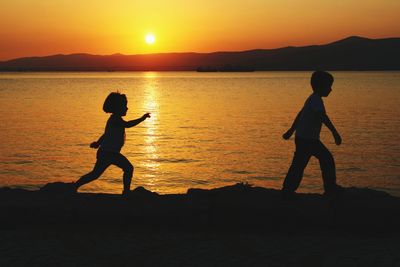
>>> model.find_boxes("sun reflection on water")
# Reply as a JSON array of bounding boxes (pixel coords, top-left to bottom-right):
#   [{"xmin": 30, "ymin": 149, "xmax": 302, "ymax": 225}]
[
  {"xmin": 141, "ymin": 73, "xmax": 160, "ymax": 187},
  {"xmin": 2, "ymin": 72, "xmax": 400, "ymax": 196}
]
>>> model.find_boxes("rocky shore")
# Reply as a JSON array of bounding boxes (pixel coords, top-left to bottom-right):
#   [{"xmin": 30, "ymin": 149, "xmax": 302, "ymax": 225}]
[
  {"xmin": 1, "ymin": 182, "xmax": 399, "ymax": 231},
  {"xmin": 1, "ymin": 183, "xmax": 400, "ymax": 266}
]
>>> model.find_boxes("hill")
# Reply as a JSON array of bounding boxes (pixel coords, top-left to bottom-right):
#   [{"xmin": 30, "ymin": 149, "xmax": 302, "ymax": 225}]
[{"xmin": 0, "ymin": 36, "xmax": 399, "ymax": 71}]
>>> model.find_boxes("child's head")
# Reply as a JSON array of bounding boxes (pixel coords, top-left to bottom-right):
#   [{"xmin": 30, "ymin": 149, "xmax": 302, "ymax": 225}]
[
  {"xmin": 103, "ymin": 92, "xmax": 128, "ymax": 116},
  {"xmin": 311, "ymin": 71, "xmax": 334, "ymax": 97}
]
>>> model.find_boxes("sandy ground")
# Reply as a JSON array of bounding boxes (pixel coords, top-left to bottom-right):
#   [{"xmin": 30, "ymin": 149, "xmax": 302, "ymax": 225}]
[
  {"xmin": 1, "ymin": 183, "xmax": 400, "ymax": 266},
  {"xmin": 1, "ymin": 228, "xmax": 399, "ymax": 267}
]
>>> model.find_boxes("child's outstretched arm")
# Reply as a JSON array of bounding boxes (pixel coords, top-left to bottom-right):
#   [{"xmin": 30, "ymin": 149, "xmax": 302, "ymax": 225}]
[
  {"xmin": 90, "ymin": 134, "xmax": 104, "ymax": 149},
  {"xmin": 123, "ymin": 113, "xmax": 151, "ymax": 128},
  {"xmin": 321, "ymin": 113, "xmax": 342, "ymax": 145},
  {"xmin": 282, "ymin": 111, "xmax": 302, "ymax": 140}
]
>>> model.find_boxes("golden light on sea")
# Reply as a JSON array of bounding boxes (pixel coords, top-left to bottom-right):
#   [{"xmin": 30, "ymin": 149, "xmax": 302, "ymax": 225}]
[{"xmin": 141, "ymin": 73, "xmax": 160, "ymax": 187}]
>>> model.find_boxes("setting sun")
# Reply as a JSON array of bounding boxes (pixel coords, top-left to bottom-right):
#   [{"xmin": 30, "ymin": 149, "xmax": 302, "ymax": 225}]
[{"xmin": 145, "ymin": 33, "xmax": 156, "ymax": 45}]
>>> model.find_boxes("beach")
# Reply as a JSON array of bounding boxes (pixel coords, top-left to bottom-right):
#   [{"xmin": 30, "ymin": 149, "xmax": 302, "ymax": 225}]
[
  {"xmin": 1, "ymin": 183, "xmax": 400, "ymax": 266},
  {"xmin": 1, "ymin": 72, "xmax": 400, "ymax": 266},
  {"xmin": 2, "ymin": 1, "xmax": 400, "ymax": 265},
  {"xmin": 2, "ymin": 228, "xmax": 399, "ymax": 266}
]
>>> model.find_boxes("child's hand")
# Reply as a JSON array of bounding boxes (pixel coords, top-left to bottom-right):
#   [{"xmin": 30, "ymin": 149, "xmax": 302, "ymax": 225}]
[
  {"xmin": 90, "ymin": 141, "xmax": 100, "ymax": 149},
  {"xmin": 142, "ymin": 113, "xmax": 151, "ymax": 119},
  {"xmin": 333, "ymin": 132, "xmax": 342, "ymax": 145},
  {"xmin": 282, "ymin": 129, "xmax": 294, "ymax": 140}
]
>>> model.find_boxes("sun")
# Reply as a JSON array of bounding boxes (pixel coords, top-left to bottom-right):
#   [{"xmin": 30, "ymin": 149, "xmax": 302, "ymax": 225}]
[{"xmin": 145, "ymin": 33, "xmax": 156, "ymax": 45}]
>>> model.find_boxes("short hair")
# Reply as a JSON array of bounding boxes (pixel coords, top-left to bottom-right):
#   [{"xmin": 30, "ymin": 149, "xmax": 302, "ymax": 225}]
[
  {"xmin": 103, "ymin": 92, "xmax": 127, "ymax": 113},
  {"xmin": 311, "ymin": 71, "xmax": 334, "ymax": 92}
]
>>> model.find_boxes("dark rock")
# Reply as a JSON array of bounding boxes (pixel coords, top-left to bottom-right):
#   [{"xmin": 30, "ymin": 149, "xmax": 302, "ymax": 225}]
[
  {"xmin": 129, "ymin": 186, "xmax": 159, "ymax": 199},
  {"xmin": 40, "ymin": 182, "xmax": 76, "ymax": 194},
  {"xmin": 1, "ymin": 183, "xmax": 399, "ymax": 232}
]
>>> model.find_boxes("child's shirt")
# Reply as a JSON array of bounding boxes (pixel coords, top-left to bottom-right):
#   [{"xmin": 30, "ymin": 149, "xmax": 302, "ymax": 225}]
[
  {"xmin": 99, "ymin": 115, "xmax": 126, "ymax": 152},
  {"xmin": 295, "ymin": 93, "xmax": 326, "ymax": 140}
]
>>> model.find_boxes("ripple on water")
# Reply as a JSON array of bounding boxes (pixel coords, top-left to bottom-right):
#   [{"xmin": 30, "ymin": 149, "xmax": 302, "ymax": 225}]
[
  {"xmin": 249, "ymin": 176, "xmax": 281, "ymax": 181},
  {"xmin": 224, "ymin": 169, "xmax": 254, "ymax": 175},
  {"xmin": 338, "ymin": 167, "xmax": 367, "ymax": 173},
  {"xmin": 14, "ymin": 160, "xmax": 34, "ymax": 165},
  {"xmin": 1, "ymin": 160, "xmax": 34, "ymax": 165},
  {"xmin": 151, "ymin": 158, "xmax": 200, "ymax": 164}
]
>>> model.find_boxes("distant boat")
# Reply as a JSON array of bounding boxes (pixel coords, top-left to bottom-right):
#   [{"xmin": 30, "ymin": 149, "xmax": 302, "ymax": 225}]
[
  {"xmin": 196, "ymin": 66, "xmax": 218, "ymax": 72},
  {"xmin": 197, "ymin": 65, "xmax": 255, "ymax": 72}
]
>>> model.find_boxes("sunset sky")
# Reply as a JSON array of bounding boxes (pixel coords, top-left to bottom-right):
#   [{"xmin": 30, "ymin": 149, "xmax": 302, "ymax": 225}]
[{"xmin": 1, "ymin": 0, "xmax": 399, "ymax": 61}]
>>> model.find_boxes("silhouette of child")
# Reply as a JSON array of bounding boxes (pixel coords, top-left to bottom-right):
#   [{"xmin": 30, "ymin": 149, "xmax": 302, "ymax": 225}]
[
  {"xmin": 282, "ymin": 71, "xmax": 342, "ymax": 199},
  {"xmin": 73, "ymin": 92, "xmax": 150, "ymax": 196}
]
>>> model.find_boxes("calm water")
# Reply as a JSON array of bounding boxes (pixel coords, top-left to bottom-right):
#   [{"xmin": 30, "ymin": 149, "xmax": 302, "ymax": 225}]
[{"xmin": 0, "ymin": 71, "xmax": 399, "ymax": 195}]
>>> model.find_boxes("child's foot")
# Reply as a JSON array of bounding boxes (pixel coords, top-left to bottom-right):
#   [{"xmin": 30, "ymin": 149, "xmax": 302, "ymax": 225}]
[
  {"xmin": 69, "ymin": 182, "xmax": 78, "ymax": 194},
  {"xmin": 122, "ymin": 189, "xmax": 130, "ymax": 197}
]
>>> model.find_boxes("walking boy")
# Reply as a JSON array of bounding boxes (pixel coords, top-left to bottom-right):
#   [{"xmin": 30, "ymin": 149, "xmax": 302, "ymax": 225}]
[{"xmin": 282, "ymin": 71, "xmax": 342, "ymax": 198}]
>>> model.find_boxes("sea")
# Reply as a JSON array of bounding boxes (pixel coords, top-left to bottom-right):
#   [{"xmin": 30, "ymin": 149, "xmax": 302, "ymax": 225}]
[{"xmin": 0, "ymin": 71, "xmax": 399, "ymax": 195}]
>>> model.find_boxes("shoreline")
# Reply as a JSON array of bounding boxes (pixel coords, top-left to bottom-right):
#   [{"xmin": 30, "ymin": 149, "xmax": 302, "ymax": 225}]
[
  {"xmin": 2, "ymin": 182, "xmax": 399, "ymax": 232},
  {"xmin": 2, "ymin": 182, "xmax": 400, "ymax": 266}
]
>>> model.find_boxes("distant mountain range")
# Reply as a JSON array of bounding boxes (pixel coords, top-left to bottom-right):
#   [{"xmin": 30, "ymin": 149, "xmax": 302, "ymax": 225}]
[{"xmin": 1, "ymin": 36, "xmax": 399, "ymax": 71}]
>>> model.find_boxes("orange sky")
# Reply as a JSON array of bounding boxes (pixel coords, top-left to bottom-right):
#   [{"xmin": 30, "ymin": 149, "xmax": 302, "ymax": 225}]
[{"xmin": 1, "ymin": 0, "xmax": 400, "ymax": 61}]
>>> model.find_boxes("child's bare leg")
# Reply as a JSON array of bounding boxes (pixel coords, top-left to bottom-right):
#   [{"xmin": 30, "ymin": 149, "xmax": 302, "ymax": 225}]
[
  {"xmin": 123, "ymin": 169, "xmax": 133, "ymax": 193},
  {"xmin": 75, "ymin": 160, "xmax": 110, "ymax": 190},
  {"xmin": 111, "ymin": 153, "xmax": 134, "ymax": 195}
]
